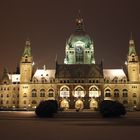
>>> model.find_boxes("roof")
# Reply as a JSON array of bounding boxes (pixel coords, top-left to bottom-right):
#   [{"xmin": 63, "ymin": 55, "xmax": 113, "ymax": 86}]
[
  {"xmin": 103, "ymin": 69, "xmax": 126, "ymax": 80},
  {"xmin": 8, "ymin": 74, "xmax": 20, "ymax": 83},
  {"xmin": 33, "ymin": 69, "xmax": 55, "ymax": 82},
  {"xmin": 56, "ymin": 64, "xmax": 103, "ymax": 78}
]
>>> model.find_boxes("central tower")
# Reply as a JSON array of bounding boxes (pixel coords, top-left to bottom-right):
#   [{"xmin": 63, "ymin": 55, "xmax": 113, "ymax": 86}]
[{"xmin": 64, "ymin": 13, "xmax": 95, "ymax": 64}]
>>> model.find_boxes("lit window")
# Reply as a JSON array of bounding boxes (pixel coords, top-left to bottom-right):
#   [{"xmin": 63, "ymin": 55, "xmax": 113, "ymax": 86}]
[{"xmin": 32, "ymin": 89, "xmax": 37, "ymax": 97}]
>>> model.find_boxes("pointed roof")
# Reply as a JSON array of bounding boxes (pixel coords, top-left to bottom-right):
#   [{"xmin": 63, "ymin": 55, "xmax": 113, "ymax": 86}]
[
  {"xmin": 23, "ymin": 40, "xmax": 32, "ymax": 57},
  {"xmin": 1, "ymin": 68, "xmax": 10, "ymax": 83},
  {"xmin": 67, "ymin": 11, "xmax": 92, "ymax": 47},
  {"xmin": 128, "ymin": 36, "xmax": 136, "ymax": 55}
]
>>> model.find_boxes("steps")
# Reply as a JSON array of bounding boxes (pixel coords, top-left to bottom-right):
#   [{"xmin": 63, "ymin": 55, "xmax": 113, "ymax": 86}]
[{"xmin": 54, "ymin": 111, "xmax": 101, "ymax": 119}]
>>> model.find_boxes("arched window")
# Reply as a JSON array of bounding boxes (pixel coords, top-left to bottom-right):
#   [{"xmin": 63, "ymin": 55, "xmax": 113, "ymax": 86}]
[
  {"xmin": 105, "ymin": 89, "xmax": 111, "ymax": 97},
  {"xmin": 75, "ymin": 46, "xmax": 84, "ymax": 63},
  {"xmin": 123, "ymin": 89, "xmax": 128, "ymax": 97},
  {"xmin": 133, "ymin": 93, "xmax": 137, "ymax": 97},
  {"xmin": 60, "ymin": 87, "xmax": 70, "ymax": 97},
  {"xmin": 32, "ymin": 89, "xmax": 37, "ymax": 97},
  {"xmin": 40, "ymin": 89, "xmax": 46, "ymax": 97},
  {"xmin": 89, "ymin": 86, "xmax": 98, "ymax": 97},
  {"xmin": 23, "ymin": 93, "xmax": 27, "ymax": 97},
  {"xmin": 48, "ymin": 89, "xmax": 54, "ymax": 97},
  {"xmin": 114, "ymin": 89, "xmax": 119, "ymax": 97},
  {"xmin": 1, "ymin": 94, "xmax": 3, "ymax": 98}
]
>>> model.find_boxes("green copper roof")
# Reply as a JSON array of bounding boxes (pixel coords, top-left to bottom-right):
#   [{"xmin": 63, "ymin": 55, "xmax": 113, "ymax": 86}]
[
  {"xmin": 23, "ymin": 40, "xmax": 32, "ymax": 57},
  {"xmin": 68, "ymin": 30, "xmax": 92, "ymax": 48},
  {"xmin": 129, "ymin": 39, "xmax": 136, "ymax": 55},
  {"xmin": 68, "ymin": 13, "xmax": 93, "ymax": 48}
]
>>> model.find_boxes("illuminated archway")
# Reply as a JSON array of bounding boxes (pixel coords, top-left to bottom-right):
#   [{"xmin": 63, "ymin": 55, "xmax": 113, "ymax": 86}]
[
  {"xmin": 60, "ymin": 99, "xmax": 69, "ymax": 110},
  {"xmin": 75, "ymin": 99, "xmax": 84, "ymax": 109},
  {"xmin": 90, "ymin": 98, "xmax": 98, "ymax": 110}
]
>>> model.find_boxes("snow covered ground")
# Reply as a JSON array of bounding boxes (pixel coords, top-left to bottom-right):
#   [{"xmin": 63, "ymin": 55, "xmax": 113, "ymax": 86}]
[{"xmin": 0, "ymin": 111, "xmax": 140, "ymax": 140}]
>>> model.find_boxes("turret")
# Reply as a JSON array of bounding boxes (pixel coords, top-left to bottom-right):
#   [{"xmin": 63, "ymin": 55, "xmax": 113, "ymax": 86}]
[
  {"xmin": 1, "ymin": 68, "xmax": 10, "ymax": 84},
  {"xmin": 127, "ymin": 37, "xmax": 140, "ymax": 82},
  {"xmin": 20, "ymin": 40, "xmax": 33, "ymax": 83}
]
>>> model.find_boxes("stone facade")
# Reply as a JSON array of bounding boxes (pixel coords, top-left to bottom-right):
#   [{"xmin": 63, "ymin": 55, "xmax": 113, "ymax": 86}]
[{"xmin": 0, "ymin": 15, "xmax": 140, "ymax": 111}]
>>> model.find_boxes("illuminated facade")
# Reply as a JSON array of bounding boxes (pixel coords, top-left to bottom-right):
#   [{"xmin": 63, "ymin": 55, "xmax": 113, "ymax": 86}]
[{"xmin": 0, "ymin": 15, "xmax": 140, "ymax": 111}]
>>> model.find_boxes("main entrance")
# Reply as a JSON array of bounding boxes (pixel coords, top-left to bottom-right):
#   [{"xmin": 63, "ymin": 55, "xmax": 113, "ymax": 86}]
[
  {"xmin": 90, "ymin": 98, "xmax": 98, "ymax": 110},
  {"xmin": 75, "ymin": 99, "xmax": 84, "ymax": 110},
  {"xmin": 60, "ymin": 99, "xmax": 69, "ymax": 110}
]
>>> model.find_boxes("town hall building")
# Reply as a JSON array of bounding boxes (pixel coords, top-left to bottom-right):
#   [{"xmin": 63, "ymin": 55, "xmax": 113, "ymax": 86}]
[{"xmin": 0, "ymin": 14, "xmax": 140, "ymax": 111}]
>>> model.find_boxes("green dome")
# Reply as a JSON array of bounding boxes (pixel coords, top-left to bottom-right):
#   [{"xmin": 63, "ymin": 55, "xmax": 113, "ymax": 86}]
[{"xmin": 68, "ymin": 30, "xmax": 92, "ymax": 48}]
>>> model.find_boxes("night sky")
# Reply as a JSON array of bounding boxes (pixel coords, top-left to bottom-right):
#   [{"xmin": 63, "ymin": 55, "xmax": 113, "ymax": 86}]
[{"xmin": 0, "ymin": 0, "xmax": 140, "ymax": 76}]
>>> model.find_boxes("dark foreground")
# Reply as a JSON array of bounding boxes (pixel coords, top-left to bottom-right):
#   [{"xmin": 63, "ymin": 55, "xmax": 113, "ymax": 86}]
[{"xmin": 0, "ymin": 111, "xmax": 140, "ymax": 140}]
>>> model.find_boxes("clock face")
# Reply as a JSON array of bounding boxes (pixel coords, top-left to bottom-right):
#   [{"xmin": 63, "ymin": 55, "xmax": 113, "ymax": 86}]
[{"xmin": 76, "ymin": 46, "xmax": 83, "ymax": 53}]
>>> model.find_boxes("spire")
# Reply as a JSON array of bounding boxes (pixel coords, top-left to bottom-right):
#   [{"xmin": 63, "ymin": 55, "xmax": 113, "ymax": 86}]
[
  {"xmin": 23, "ymin": 39, "xmax": 32, "ymax": 57},
  {"xmin": 76, "ymin": 10, "xmax": 85, "ymax": 31},
  {"xmin": 128, "ymin": 33, "xmax": 136, "ymax": 55},
  {"xmin": 1, "ymin": 67, "xmax": 10, "ymax": 83}
]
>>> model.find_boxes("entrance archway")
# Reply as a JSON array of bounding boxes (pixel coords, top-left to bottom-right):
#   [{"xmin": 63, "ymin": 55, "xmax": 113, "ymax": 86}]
[
  {"xmin": 75, "ymin": 100, "xmax": 84, "ymax": 110},
  {"xmin": 90, "ymin": 98, "xmax": 98, "ymax": 110},
  {"xmin": 60, "ymin": 99, "xmax": 69, "ymax": 110}
]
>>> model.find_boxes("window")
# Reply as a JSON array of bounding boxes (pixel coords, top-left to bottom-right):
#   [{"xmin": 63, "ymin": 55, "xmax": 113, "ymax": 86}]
[
  {"xmin": 23, "ymin": 100, "xmax": 26, "ymax": 104},
  {"xmin": 6, "ymin": 100, "xmax": 9, "ymax": 104},
  {"xmin": 13, "ymin": 101, "xmax": 15, "ymax": 104},
  {"xmin": 134, "ymin": 100, "xmax": 137, "ymax": 105},
  {"xmin": 75, "ymin": 47, "xmax": 83, "ymax": 63},
  {"xmin": 133, "ymin": 93, "xmax": 137, "ymax": 98},
  {"xmin": 1, "ymin": 100, "xmax": 3, "ymax": 104},
  {"xmin": 40, "ymin": 89, "xmax": 46, "ymax": 97},
  {"xmin": 60, "ymin": 87, "xmax": 70, "ymax": 97},
  {"xmin": 1, "ymin": 94, "xmax": 3, "ymax": 98},
  {"xmin": 32, "ymin": 89, "xmax": 37, "ymax": 97},
  {"xmin": 114, "ymin": 89, "xmax": 119, "ymax": 97},
  {"xmin": 123, "ymin": 89, "xmax": 128, "ymax": 97},
  {"xmin": 89, "ymin": 87, "xmax": 98, "ymax": 97},
  {"xmin": 23, "ymin": 93, "xmax": 27, "ymax": 97},
  {"xmin": 7, "ymin": 94, "xmax": 9, "ymax": 98},
  {"xmin": 105, "ymin": 89, "xmax": 111, "ymax": 97},
  {"xmin": 48, "ymin": 89, "xmax": 54, "ymax": 97}
]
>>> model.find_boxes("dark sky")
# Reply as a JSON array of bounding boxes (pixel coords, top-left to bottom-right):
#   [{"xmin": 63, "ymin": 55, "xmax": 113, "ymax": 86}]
[{"xmin": 0, "ymin": 0, "xmax": 140, "ymax": 75}]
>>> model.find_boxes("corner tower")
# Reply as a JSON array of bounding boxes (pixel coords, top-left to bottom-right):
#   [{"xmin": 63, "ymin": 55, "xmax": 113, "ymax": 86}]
[
  {"xmin": 20, "ymin": 40, "xmax": 33, "ymax": 83},
  {"xmin": 127, "ymin": 37, "xmax": 140, "ymax": 82},
  {"xmin": 64, "ymin": 13, "xmax": 95, "ymax": 64}
]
